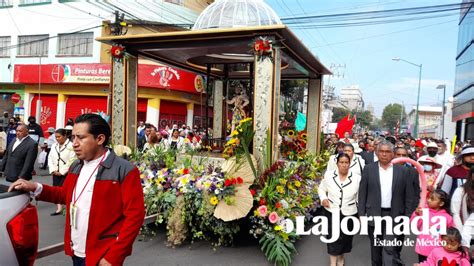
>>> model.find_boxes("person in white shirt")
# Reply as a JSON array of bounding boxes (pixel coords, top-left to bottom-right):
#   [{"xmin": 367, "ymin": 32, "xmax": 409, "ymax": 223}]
[
  {"xmin": 0, "ymin": 126, "xmax": 7, "ymax": 157},
  {"xmin": 40, "ymin": 127, "xmax": 57, "ymax": 170},
  {"xmin": 437, "ymin": 140, "xmax": 454, "ymax": 168},
  {"xmin": 451, "ymin": 167, "xmax": 474, "ymax": 249},
  {"xmin": 47, "ymin": 128, "xmax": 76, "ymax": 216},
  {"xmin": 319, "ymin": 153, "xmax": 361, "ymax": 266}
]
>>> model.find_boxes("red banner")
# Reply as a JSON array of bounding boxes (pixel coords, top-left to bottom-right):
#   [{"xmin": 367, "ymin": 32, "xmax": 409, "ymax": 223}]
[{"xmin": 14, "ymin": 63, "xmax": 206, "ymax": 94}]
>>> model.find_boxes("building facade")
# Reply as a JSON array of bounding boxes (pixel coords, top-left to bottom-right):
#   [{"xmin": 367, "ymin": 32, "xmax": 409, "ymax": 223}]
[
  {"xmin": 453, "ymin": 0, "xmax": 474, "ymax": 141},
  {"xmin": 0, "ymin": 0, "xmax": 211, "ymax": 133},
  {"xmin": 339, "ymin": 85, "xmax": 364, "ymax": 111},
  {"xmin": 407, "ymin": 106, "xmax": 442, "ymax": 138}
]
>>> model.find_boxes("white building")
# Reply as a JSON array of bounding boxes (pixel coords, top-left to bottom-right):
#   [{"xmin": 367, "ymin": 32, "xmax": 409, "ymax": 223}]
[
  {"xmin": 407, "ymin": 106, "xmax": 443, "ymax": 138},
  {"xmin": 340, "ymin": 85, "xmax": 364, "ymax": 111}
]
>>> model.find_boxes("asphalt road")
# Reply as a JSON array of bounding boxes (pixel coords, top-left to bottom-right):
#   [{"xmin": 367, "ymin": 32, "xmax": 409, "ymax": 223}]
[{"xmin": 4, "ymin": 167, "xmax": 419, "ymax": 265}]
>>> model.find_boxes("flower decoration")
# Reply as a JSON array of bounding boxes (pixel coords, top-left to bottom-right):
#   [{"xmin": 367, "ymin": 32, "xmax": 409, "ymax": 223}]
[
  {"xmin": 252, "ymin": 36, "xmax": 273, "ymax": 62},
  {"xmin": 210, "ymin": 196, "xmax": 219, "ymax": 205},
  {"xmin": 268, "ymin": 212, "xmax": 280, "ymax": 224},
  {"xmin": 257, "ymin": 205, "xmax": 268, "ymax": 217},
  {"xmin": 110, "ymin": 45, "xmax": 125, "ymax": 61}
]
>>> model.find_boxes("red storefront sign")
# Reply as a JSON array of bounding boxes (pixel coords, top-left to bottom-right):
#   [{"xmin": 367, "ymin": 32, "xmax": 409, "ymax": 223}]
[
  {"xmin": 31, "ymin": 94, "xmax": 58, "ymax": 135},
  {"xmin": 65, "ymin": 96, "xmax": 108, "ymax": 123},
  {"xmin": 14, "ymin": 64, "xmax": 206, "ymax": 94}
]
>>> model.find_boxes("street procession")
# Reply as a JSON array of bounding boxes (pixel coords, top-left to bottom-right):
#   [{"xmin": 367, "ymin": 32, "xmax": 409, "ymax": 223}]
[{"xmin": 0, "ymin": 0, "xmax": 473, "ymax": 265}]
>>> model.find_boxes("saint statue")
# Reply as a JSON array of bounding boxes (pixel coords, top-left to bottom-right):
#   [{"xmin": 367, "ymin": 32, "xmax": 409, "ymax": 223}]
[{"xmin": 227, "ymin": 84, "xmax": 249, "ymax": 131}]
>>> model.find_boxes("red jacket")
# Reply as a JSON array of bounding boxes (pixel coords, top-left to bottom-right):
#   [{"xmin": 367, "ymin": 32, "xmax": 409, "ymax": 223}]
[{"xmin": 37, "ymin": 150, "xmax": 145, "ymax": 265}]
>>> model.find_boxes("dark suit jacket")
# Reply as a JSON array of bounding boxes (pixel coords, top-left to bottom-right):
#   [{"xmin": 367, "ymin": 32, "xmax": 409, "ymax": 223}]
[
  {"xmin": 361, "ymin": 151, "xmax": 375, "ymax": 164},
  {"xmin": 405, "ymin": 165, "xmax": 420, "ymax": 215},
  {"xmin": 1, "ymin": 136, "xmax": 38, "ymax": 182},
  {"xmin": 358, "ymin": 162, "xmax": 414, "ymax": 224}
]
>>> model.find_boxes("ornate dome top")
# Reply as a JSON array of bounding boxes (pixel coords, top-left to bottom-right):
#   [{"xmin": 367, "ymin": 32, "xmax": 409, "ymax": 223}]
[{"xmin": 192, "ymin": 0, "xmax": 282, "ymax": 30}]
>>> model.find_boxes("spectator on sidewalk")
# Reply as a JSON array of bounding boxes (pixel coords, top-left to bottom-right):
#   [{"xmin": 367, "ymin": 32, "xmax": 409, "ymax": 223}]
[
  {"xmin": 0, "ymin": 124, "xmax": 38, "ymax": 182},
  {"xmin": 0, "ymin": 126, "xmax": 6, "ymax": 158},
  {"xmin": 48, "ymin": 128, "xmax": 75, "ymax": 216},
  {"xmin": 40, "ymin": 127, "xmax": 57, "ymax": 170},
  {"xmin": 8, "ymin": 114, "xmax": 145, "ymax": 266},
  {"xmin": 6, "ymin": 118, "xmax": 17, "ymax": 146},
  {"xmin": 27, "ymin": 116, "xmax": 44, "ymax": 144},
  {"xmin": 0, "ymin": 112, "xmax": 9, "ymax": 129}
]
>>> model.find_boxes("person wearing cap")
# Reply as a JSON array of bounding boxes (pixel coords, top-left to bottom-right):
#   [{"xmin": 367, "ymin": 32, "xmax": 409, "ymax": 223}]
[
  {"xmin": 418, "ymin": 157, "xmax": 443, "ymax": 193},
  {"xmin": 418, "ymin": 142, "xmax": 440, "ymax": 164},
  {"xmin": 436, "ymin": 140, "xmax": 454, "ymax": 168},
  {"xmin": 414, "ymin": 140, "xmax": 425, "ymax": 160},
  {"xmin": 438, "ymin": 145, "xmax": 474, "ymax": 197},
  {"xmin": 327, "ymin": 142, "xmax": 347, "ymax": 172},
  {"xmin": 64, "ymin": 125, "xmax": 74, "ymax": 141}
]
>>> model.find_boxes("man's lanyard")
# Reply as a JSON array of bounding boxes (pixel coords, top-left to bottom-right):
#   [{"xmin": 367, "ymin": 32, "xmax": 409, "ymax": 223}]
[
  {"xmin": 70, "ymin": 153, "xmax": 106, "ymax": 229},
  {"xmin": 72, "ymin": 153, "xmax": 106, "ymax": 206}
]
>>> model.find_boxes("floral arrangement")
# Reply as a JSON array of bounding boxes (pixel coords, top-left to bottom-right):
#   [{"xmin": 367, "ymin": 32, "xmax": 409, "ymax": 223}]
[
  {"xmin": 280, "ymin": 129, "xmax": 307, "ymax": 161},
  {"xmin": 251, "ymin": 36, "xmax": 273, "ymax": 62},
  {"xmin": 249, "ymin": 152, "xmax": 330, "ymax": 266}
]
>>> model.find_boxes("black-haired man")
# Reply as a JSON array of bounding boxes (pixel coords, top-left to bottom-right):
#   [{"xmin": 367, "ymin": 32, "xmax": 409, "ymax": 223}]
[{"xmin": 9, "ymin": 114, "xmax": 145, "ymax": 266}]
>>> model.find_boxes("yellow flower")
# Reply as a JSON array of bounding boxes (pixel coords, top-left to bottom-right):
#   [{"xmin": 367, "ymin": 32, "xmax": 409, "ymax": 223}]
[
  {"xmin": 181, "ymin": 177, "xmax": 189, "ymax": 185},
  {"xmin": 276, "ymin": 186, "xmax": 284, "ymax": 194},
  {"xmin": 231, "ymin": 130, "xmax": 239, "ymax": 137},
  {"xmin": 274, "ymin": 225, "xmax": 283, "ymax": 231},
  {"xmin": 210, "ymin": 196, "xmax": 219, "ymax": 205},
  {"xmin": 294, "ymin": 180, "xmax": 301, "ymax": 188},
  {"xmin": 287, "ymin": 130, "xmax": 295, "ymax": 137},
  {"xmin": 204, "ymin": 181, "xmax": 211, "ymax": 188},
  {"xmin": 239, "ymin": 117, "xmax": 252, "ymax": 125},
  {"xmin": 279, "ymin": 179, "xmax": 287, "ymax": 185},
  {"xmin": 301, "ymin": 133, "xmax": 308, "ymax": 140}
]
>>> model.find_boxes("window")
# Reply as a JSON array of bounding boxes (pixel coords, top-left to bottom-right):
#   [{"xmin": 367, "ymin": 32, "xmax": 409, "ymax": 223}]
[
  {"xmin": 0, "ymin": 36, "xmax": 10, "ymax": 57},
  {"xmin": 57, "ymin": 32, "xmax": 93, "ymax": 56},
  {"xmin": 19, "ymin": 0, "xmax": 51, "ymax": 5},
  {"xmin": 17, "ymin": 35, "xmax": 48, "ymax": 57},
  {"xmin": 0, "ymin": 0, "xmax": 12, "ymax": 7}
]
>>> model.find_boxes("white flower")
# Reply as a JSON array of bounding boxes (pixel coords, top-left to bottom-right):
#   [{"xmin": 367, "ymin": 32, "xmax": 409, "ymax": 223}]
[
  {"xmin": 280, "ymin": 199, "xmax": 289, "ymax": 209},
  {"xmin": 215, "ymin": 189, "xmax": 221, "ymax": 195},
  {"xmin": 114, "ymin": 145, "xmax": 132, "ymax": 157}
]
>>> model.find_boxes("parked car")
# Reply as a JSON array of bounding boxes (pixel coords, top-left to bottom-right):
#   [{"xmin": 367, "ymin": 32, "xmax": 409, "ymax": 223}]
[{"xmin": 0, "ymin": 183, "xmax": 38, "ymax": 266}]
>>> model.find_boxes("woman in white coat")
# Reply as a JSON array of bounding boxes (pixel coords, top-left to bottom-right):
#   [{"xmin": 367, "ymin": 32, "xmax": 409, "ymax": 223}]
[
  {"xmin": 451, "ymin": 167, "xmax": 474, "ymax": 250},
  {"xmin": 319, "ymin": 153, "xmax": 361, "ymax": 266},
  {"xmin": 47, "ymin": 128, "xmax": 76, "ymax": 215}
]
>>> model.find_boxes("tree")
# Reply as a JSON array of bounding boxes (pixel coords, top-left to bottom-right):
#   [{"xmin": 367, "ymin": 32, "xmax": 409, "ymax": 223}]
[
  {"xmin": 354, "ymin": 110, "xmax": 373, "ymax": 128},
  {"xmin": 382, "ymin": 103, "xmax": 405, "ymax": 133},
  {"xmin": 332, "ymin": 107, "xmax": 350, "ymax": 122}
]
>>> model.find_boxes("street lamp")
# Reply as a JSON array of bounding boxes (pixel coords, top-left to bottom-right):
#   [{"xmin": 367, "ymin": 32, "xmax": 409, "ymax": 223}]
[
  {"xmin": 436, "ymin": 84, "xmax": 446, "ymax": 139},
  {"xmin": 392, "ymin": 57, "xmax": 422, "ymax": 138}
]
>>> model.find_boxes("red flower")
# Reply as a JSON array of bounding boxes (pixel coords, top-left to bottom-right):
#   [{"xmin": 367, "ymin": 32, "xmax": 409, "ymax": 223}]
[
  {"xmin": 231, "ymin": 178, "xmax": 237, "ymax": 185},
  {"xmin": 224, "ymin": 179, "xmax": 232, "ymax": 187},
  {"xmin": 259, "ymin": 198, "xmax": 266, "ymax": 205},
  {"xmin": 183, "ymin": 168, "xmax": 189, "ymax": 175},
  {"xmin": 250, "ymin": 189, "xmax": 256, "ymax": 197},
  {"xmin": 110, "ymin": 45, "xmax": 124, "ymax": 58},
  {"xmin": 275, "ymin": 202, "xmax": 282, "ymax": 209},
  {"xmin": 237, "ymin": 177, "xmax": 243, "ymax": 184}
]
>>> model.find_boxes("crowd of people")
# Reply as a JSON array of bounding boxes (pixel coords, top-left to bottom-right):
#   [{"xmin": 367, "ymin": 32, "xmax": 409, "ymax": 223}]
[
  {"xmin": 136, "ymin": 121, "xmax": 212, "ymax": 153},
  {"xmin": 321, "ymin": 131, "xmax": 473, "ymax": 266}
]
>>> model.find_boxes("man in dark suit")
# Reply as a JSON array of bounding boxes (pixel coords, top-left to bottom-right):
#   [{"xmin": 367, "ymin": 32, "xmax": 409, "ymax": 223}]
[
  {"xmin": 358, "ymin": 140, "xmax": 414, "ymax": 266},
  {"xmin": 361, "ymin": 140, "xmax": 377, "ymax": 165},
  {"xmin": 1, "ymin": 124, "xmax": 38, "ymax": 182}
]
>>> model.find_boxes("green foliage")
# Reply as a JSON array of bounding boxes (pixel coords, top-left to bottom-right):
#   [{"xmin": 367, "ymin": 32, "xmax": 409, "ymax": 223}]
[
  {"xmin": 260, "ymin": 234, "xmax": 297, "ymax": 266},
  {"xmin": 354, "ymin": 109, "xmax": 373, "ymax": 128},
  {"xmin": 331, "ymin": 107, "xmax": 350, "ymax": 122},
  {"xmin": 382, "ymin": 103, "xmax": 405, "ymax": 132}
]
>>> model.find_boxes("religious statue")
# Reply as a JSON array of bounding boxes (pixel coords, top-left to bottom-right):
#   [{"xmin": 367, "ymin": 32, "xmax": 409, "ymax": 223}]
[{"xmin": 227, "ymin": 84, "xmax": 249, "ymax": 131}]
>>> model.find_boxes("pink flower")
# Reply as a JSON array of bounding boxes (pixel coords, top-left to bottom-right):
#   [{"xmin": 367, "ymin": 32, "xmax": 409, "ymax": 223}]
[
  {"xmin": 257, "ymin": 205, "xmax": 268, "ymax": 217},
  {"xmin": 268, "ymin": 211, "xmax": 279, "ymax": 224}
]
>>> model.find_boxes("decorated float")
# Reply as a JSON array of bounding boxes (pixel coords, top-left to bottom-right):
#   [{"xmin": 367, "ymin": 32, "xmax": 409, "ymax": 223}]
[{"xmin": 100, "ymin": 0, "xmax": 331, "ymax": 265}]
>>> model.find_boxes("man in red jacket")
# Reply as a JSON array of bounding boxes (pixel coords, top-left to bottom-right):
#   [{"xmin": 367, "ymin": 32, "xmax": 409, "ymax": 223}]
[{"xmin": 9, "ymin": 114, "xmax": 145, "ymax": 266}]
